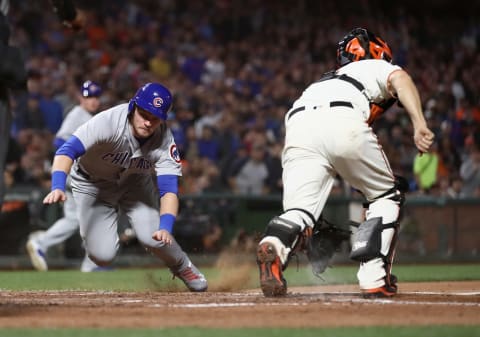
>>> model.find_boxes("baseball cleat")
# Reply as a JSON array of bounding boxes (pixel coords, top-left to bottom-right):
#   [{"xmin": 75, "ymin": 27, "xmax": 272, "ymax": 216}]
[
  {"xmin": 362, "ymin": 274, "xmax": 398, "ymax": 298},
  {"xmin": 257, "ymin": 242, "xmax": 287, "ymax": 297},
  {"xmin": 361, "ymin": 284, "xmax": 397, "ymax": 298},
  {"xmin": 172, "ymin": 261, "xmax": 208, "ymax": 292},
  {"xmin": 26, "ymin": 239, "xmax": 48, "ymax": 271}
]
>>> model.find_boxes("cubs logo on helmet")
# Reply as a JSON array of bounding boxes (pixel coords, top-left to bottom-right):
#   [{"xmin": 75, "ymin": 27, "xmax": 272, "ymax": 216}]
[
  {"xmin": 128, "ymin": 82, "xmax": 173, "ymax": 120},
  {"xmin": 153, "ymin": 97, "xmax": 164, "ymax": 107}
]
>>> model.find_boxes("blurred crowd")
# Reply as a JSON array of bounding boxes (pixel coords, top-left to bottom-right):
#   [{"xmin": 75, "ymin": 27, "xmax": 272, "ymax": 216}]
[{"xmin": 4, "ymin": 0, "xmax": 480, "ymax": 200}]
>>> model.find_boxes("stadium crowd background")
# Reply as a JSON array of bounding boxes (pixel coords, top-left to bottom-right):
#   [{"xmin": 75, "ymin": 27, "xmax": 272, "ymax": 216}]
[{"xmin": 3, "ymin": 0, "xmax": 480, "ymax": 203}]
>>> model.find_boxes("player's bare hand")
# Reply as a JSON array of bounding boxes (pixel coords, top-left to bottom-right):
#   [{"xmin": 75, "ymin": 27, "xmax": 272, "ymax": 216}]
[
  {"xmin": 43, "ymin": 189, "xmax": 67, "ymax": 204},
  {"xmin": 413, "ymin": 126, "xmax": 434, "ymax": 155},
  {"xmin": 152, "ymin": 230, "xmax": 173, "ymax": 245}
]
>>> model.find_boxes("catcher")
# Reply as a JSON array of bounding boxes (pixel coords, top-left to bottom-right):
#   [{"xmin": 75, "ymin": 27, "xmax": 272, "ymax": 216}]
[{"xmin": 256, "ymin": 28, "xmax": 434, "ymax": 298}]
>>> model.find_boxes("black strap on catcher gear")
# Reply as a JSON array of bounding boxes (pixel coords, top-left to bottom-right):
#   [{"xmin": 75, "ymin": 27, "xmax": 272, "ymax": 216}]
[
  {"xmin": 263, "ymin": 216, "xmax": 303, "ymax": 271},
  {"xmin": 383, "ymin": 228, "xmax": 399, "ymax": 289},
  {"xmin": 317, "ymin": 71, "xmax": 367, "ymax": 97},
  {"xmin": 283, "ymin": 207, "xmax": 317, "ymax": 226},
  {"xmin": 264, "ymin": 216, "xmax": 302, "ymax": 249},
  {"xmin": 349, "ymin": 217, "xmax": 398, "ymax": 262},
  {"xmin": 363, "ymin": 175, "xmax": 409, "ymax": 209},
  {"xmin": 304, "ymin": 216, "xmax": 351, "ymax": 278},
  {"xmin": 317, "ymin": 71, "xmax": 399, "ymax": 121}
]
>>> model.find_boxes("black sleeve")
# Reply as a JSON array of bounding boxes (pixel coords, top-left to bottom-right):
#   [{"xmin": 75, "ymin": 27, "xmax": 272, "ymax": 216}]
[
  {"xmin": 0, "ymin": 14, "xmax": 26, "ymax": 89},
  {"xmin": 0, "ymin": 44, "xmax": 27, "ymax": 89}
]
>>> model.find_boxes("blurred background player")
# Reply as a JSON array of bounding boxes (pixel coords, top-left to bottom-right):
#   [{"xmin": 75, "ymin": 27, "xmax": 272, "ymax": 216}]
[
  {"xmin": 1, "ymin": 0, "xmax": 91, "ymax": 210},
  {"xmin": 256, "ymin": 28, "xmax": 434, "ymax": 298},
  {"xmin": 42, "ymin": 82, "xmax": 208, "ymax": 292},
  {"xmin": 26, "ymin": 80, "xmax": 103, "ymax": 272}
]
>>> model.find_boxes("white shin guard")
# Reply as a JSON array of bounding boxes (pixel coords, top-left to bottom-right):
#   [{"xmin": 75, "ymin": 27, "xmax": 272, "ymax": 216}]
[{"xmin": 357, "ymin": 199, "xmax": 399, "ymax": 290}]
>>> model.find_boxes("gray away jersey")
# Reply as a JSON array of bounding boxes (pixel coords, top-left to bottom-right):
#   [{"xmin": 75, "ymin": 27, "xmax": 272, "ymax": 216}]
[
  {"xmin": 71, "ymin": 103, "xmax": 182, "ymax": 184},
  {"xmin": 56, "ymin": 105, "xmax": 93, "ymax": 142}
]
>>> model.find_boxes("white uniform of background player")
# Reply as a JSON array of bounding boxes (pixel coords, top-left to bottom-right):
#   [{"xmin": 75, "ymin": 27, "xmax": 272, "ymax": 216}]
[
  {"xmin": 27, "ymin": 81, "xmax": 103, "ymax": 272},
  {"xmin": 256, "ymin": 28, "xmax": 434, "ymax": 297},
  {"xmin": 42, "ymin": 82, "xmax": 207, "ymax": 292}
]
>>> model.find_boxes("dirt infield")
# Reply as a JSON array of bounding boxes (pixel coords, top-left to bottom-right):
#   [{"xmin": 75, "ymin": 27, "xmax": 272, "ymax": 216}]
[{"xmin": 0, "ymin": 281, "xmax": 479, "ymax": 328}]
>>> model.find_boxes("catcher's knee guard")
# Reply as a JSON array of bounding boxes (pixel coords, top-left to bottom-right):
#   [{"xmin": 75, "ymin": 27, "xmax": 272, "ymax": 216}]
[{"xmin": 350, "ymin": 217, "xmax": 398, "ymax": 262}]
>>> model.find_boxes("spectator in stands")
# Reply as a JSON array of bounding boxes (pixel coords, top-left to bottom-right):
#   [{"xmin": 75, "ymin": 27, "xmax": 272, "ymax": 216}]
[
  {"xmin": 2, "ymin": 0, "xmax": 479, "ymax": 209},
  {"xmin": 413, "ymin": 141, "xmax": 440, "ymax": 194},
  {"xmin": 11, "ymin": 71, "xmax": 45, "ymax": 133},
  {"xmin": 37, "ymin": 77, "xmax": 64, "ymax": 134},
  {"xmin": 181, "ymin": 157, "xmax": 220, "ymax": 195},
  {"xmin": 265, "ymin": 142, "xmax": 283, "ymax": 194},
  {"xmin": 228, "ymin": 142, "xmax": 269, "ymax": 195},
  {"xmin": 437, "ymin": 174, "xmax": 464, "ymax": 199},
  {"xmin": 459, "ymin": 143, "xmax": 480, "ymax": 197},
  {"xmin": 197, "ymin": 125, "xmax": 220, "ymax": 161},
  {"xmin": 3, "ymin": 136, "xmax": 24, "ymax": 188},
  {"xmin": 166, "ymin": 111, "xmax": 187, "ymax": 156}
]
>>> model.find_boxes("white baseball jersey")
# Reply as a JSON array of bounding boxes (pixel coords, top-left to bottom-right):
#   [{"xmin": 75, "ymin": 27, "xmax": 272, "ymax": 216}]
[
  {"xmin": 290, "ymin": 59, "xmax": 401, "ymax": 124},
  {"xmin": 282, "ymin": 59, "xmax": 401, "ymax": 226},
  {"xmin": 265, "ymin": 59, "xmax": 404, "ymax": 290}
]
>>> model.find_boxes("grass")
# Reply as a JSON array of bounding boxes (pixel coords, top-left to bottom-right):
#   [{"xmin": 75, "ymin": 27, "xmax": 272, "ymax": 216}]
[
  {"xmin": 1, "ymin": 263, "xmax": 480, "ymax": 291},
  {"xmin": 0, "ymin": 326, "xmax": 479, "ymax": 337}
]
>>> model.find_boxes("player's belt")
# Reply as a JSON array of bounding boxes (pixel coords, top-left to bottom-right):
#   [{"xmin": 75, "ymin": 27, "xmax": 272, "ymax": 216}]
[
  {"xmin": 76, "ymin": 166, "xmax": 91, "ymax": 179},
  {"xmin": 286, "ymin": 101, "xmax": 353, "ymax": 120},
  {"xmin": 330, "ymin": 101, "xmax": 353, "ymax": 108}
]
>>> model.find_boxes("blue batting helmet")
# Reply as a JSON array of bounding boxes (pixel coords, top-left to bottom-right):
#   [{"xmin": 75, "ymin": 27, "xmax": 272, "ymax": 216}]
[
  {"xmin": 81, "ymin": 80, "xmax": 102, "ymax": 97},
  {"xmin": 128, "ymin": 82, "xmax": 173, "ymax": 121}
]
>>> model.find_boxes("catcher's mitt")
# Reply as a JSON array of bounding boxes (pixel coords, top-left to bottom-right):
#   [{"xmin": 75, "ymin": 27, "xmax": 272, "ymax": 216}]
[{"xmin": 303, "ymin": 217, "xmax": 351, "ymax": 278}]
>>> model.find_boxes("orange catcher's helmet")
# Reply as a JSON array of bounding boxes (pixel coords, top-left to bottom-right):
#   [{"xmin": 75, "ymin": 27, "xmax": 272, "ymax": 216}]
[{"xmin": 337, "ymin": 28, "xmax": 393, "ymax": 67}]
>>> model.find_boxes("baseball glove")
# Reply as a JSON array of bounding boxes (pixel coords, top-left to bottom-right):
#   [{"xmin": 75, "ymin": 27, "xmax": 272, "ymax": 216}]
[{"xmin": 303, "ymin": 217, "xmax": 351, "ymax": 278}]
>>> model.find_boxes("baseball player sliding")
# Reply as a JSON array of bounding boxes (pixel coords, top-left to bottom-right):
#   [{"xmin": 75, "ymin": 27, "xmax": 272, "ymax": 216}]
[
  {"xmin": 42, "ymin": 82, "xmax": 207, "ymax": 292},
  {"xmin": 257, "ymin": 28, "xmax": 434, "ymax": 297},
  {"xmin": 27, "ymin": 80, "xmax": 103, "ymax": 272}
]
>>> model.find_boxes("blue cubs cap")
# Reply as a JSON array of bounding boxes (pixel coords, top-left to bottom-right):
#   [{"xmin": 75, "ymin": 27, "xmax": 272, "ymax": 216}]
[{"xmin": 81, "ymin": 80, "xmax": 102, "ymax": 98}]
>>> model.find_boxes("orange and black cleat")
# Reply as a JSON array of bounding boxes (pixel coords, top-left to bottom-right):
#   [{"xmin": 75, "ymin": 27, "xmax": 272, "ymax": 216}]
[
  {"xmin": 257, "ymin": 242, "xmax": 287, "ymax": 297},
  {"xmin": 362, "ymin": 274, "xmax": 398, "ymax": 298}
]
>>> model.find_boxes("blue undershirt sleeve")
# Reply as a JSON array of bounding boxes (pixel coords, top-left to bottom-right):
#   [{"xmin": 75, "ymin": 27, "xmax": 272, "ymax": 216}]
[
  {"xmin": 55, "ymin": 135, "xmax": 86, "ymax": 160},
  {"xmin": 156, "ymin": 175, "xmax": 179, "ymax": 198},
  {"xmin": 53, "ymin": 137, "xmax": 66, "ymax": 150}
]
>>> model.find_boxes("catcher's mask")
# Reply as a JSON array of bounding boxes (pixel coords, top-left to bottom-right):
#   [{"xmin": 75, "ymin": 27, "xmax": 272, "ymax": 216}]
[
  {"xmin": 128, "ymin": 82, "xmax": 172, "ymax": 121},
  {"xmin": 336, "ymin": 28, "xmax": 392, "ymax": 67}
]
